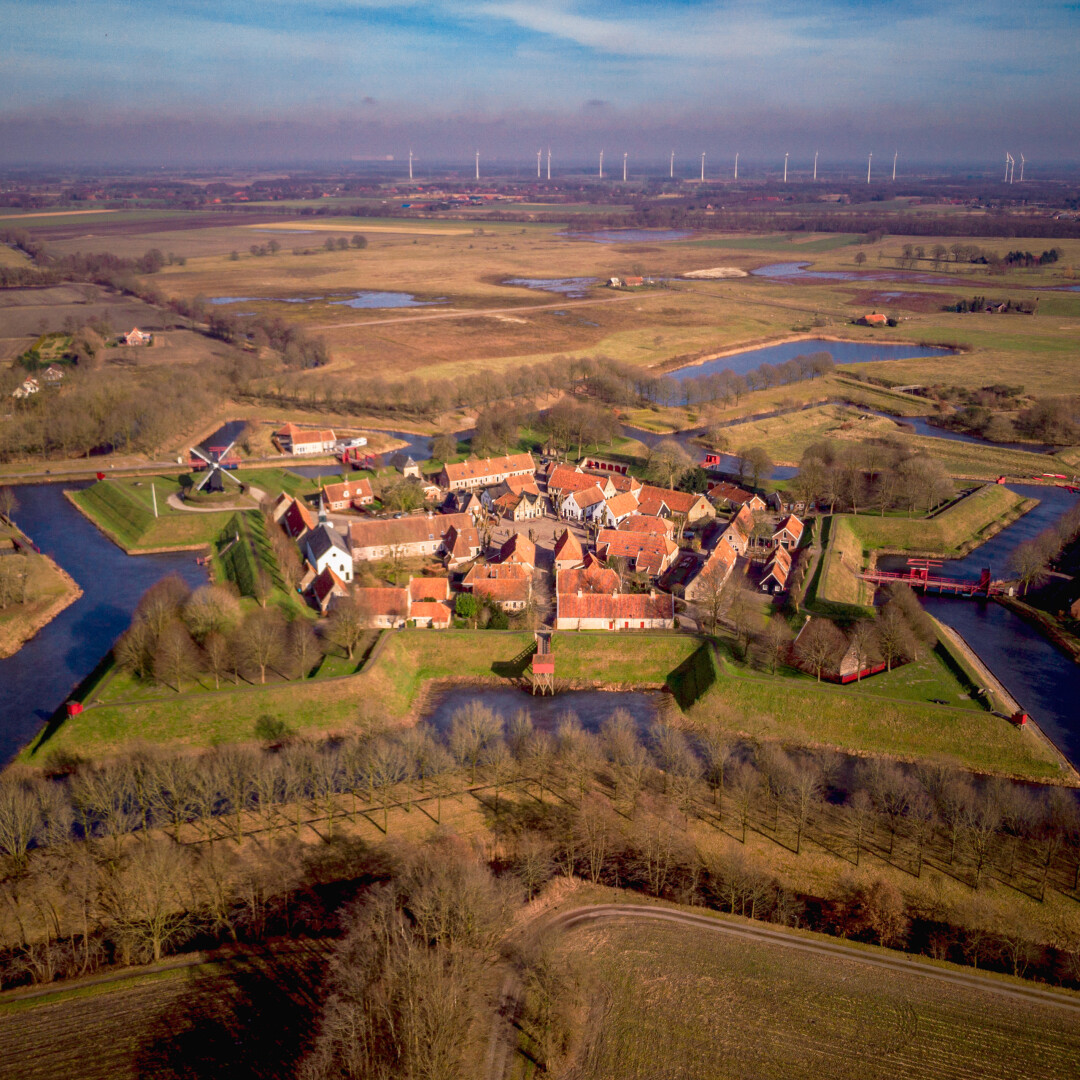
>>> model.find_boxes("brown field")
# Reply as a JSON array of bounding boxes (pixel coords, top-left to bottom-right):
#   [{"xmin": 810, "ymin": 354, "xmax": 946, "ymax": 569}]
[
  {"xmin": 0, "ymin": 941, "xmax": 330, "ymax": 1080},
  {"xmin": 556, "ymin": 915, "xmax": 1080, "ymax": 1080}
]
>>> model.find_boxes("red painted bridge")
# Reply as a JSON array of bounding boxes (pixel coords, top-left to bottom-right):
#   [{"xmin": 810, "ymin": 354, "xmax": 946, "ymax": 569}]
[{"xmin": 859, "ymin": 559, "xmax": 1007, "ymax": 597}]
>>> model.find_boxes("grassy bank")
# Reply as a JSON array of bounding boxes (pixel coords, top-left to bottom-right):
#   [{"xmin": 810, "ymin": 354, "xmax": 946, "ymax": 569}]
[
  {"xmin": 686, "ymin": 656, "xmax": 1065, "ymax": 780},
  {"xmin": 0, "ymin": 546, "xmax": 82, "ymax": 658}
]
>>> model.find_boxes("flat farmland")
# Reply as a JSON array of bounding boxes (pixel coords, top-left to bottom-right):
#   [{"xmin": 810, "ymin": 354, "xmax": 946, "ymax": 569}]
[
  {"xmin": 559, "ymin": 916, "xmax": 1080, "ymax": 1080},
  {"xmin": 0, "ymin": 942, "xmax": 329, "ymax": 1080}
]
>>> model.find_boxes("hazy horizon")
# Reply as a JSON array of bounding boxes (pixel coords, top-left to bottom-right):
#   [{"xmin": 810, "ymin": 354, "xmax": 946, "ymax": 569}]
[{"xmin": 2, "ymin": 1, "xmax": 1078, "ymax": 168}]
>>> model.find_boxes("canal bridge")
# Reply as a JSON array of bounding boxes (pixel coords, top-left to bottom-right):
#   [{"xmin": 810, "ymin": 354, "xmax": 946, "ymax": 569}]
[{"xmin": 860, "ymin": 559, "xmax": 1009, "ymax": 597}]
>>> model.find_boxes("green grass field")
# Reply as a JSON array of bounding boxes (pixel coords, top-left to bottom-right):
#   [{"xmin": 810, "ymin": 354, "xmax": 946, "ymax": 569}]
[
  {"xmin": 557, "ymin": 915, "xmax": 1080, "ymax": 1080},
  {"xmin": 686, "ymin": 657, "xmax": 1063, "ymax": 779}
]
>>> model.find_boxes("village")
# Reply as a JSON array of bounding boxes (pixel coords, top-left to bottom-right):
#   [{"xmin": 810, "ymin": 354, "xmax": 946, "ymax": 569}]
[{"xmin": 257, "ymin": 419, "xmax": 840, "ymax": 672}]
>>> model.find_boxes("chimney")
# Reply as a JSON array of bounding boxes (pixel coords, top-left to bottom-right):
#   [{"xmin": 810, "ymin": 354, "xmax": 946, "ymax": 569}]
[{"xmin": 577, "ymin": 589, "xmax": 582, "ymax": 598}]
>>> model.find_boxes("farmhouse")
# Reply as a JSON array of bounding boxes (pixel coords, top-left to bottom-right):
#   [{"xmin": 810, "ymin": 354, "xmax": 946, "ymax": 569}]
[
  {"xmin": 42, "ymin": 365, "xmax": 65, "ymax": 385},
  {"xmin": 122, "ymin": 327, "xmax": 152, "ymax": 346},
  {"xmin": 348, "ymin": 512, "xmax": 473, "ymax": 562},
  {"xmin": 274, "ymin": 422, "xmax": 337, "ymax": 455},
  {"xmin": 857, "ymin": 313, "xmax": 889, "ymax": 327},
  {"xmin": 321, "ymin": 479, "xmax": 374, "ymax": 511},
  {"xmin": 441, "ymin": 453, "xmax": 534, "ymax": 491},
  {"xmin": 461, "ymin": 562, "xmax": 531, "ymax": 610},
  {"xmin": 11, "ymin": 377, "xmax": 39, "ymax": 399}
]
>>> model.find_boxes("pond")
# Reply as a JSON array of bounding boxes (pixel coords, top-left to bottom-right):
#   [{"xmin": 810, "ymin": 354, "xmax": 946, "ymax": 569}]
[
  {"xmin": 503, "ymin": 277, "xmax": 597, "ymax": 298},
  {"xmin": 667, "ymin": 338, "xmax": 955, "ymax": 383},
  {"xmin": 752, "ymin": 262, "xmax": 1080, "ymax": 293},
  {"xmin": 209, "ymin": 291, "xmax": 447, "ymax": 309},
  {"xmin": 420, "ymin": 686, "xmax": 662, "ymax": 735},
  {"xmin": 0, "ymin": 484, "xmax": 208, "ymax": 764},
  {"xmin": 559, "ymin": 229, "xmax": 694, "ymax": 244}
]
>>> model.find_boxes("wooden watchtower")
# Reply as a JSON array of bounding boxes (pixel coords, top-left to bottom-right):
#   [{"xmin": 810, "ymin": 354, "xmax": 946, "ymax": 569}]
[{"xmin": 530, "ymin": 633, "xmax": 555, "ymax": 695}]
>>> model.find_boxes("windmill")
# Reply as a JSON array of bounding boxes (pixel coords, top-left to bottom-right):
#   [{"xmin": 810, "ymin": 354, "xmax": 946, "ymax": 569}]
[{"xmin": 189, "ymin": 437, "xmax": 243, "ymax": 495}]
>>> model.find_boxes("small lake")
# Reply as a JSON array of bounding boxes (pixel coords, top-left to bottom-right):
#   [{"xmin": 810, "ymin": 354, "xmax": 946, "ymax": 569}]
[
  {"xmin": 209, "ymin": 291, "xmax": 447, "ymax": 309},
  {"xmin": 559, "ymin": 229, "xmax": 693, "ymax": 244},
  {"xmin": 667, "ymin": 338, "xmax": 955, "ymax": 384},
  {"xmin": 504, "ymin": 277, "xmax": 597, "ymax": 298},
  {"xmin": 421, "ymin": 686, "xmax": 662, "ymax": 735},
  {"xmin": 0, "ymin": 484, "xmax": 208, "ymax": 763}
]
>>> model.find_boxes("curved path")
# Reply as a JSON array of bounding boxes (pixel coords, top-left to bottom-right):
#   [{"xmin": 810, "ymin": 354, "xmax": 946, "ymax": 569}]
[{"xmin": 484, "ymin": 901, "xmax": 1080, "ymax": 1080}]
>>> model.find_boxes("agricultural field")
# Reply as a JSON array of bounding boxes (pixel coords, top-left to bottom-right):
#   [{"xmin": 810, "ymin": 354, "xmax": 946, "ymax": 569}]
[
  {"xmin": 555, "ymin": 915, "xmax": 1080, "ymax": 1080},
  {"xmin": 0, "ymin": 943, "xmax": 330, "ymax": 1080}
]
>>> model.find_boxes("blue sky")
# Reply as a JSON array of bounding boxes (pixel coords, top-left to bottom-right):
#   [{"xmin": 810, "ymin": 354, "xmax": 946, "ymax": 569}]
[{"xmin": 2, "ymin": 0, "xmax": 1077, "ymax": 166}]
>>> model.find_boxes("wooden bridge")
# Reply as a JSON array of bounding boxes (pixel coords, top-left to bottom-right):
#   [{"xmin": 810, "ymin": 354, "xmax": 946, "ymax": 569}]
[
  {"xmin": 530, "ymin": 632, "xmax": 555, "ymax": 695},
  {"xmin": 859, "ymin": 559, "xmax": 1007, "ymax": 597}
]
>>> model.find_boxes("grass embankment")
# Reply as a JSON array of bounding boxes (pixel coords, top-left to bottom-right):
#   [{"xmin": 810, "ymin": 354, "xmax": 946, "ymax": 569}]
[
  {"xmin": 0, "ymin": 541, "xmax": 82, "ymax": 658},
  {"xmin": 814, "ymin": 485, "xmax": 1032, "ymax": 612},
  {"xmin": 687, "ymin": 651, "xmax": 1064, "ymax": 780},
  {"xmin": 68, "ymin": 478, "xmax": 236, "ymax": 553},
  {"xmin": 558, "ymin": 915, "xmax": 1080, "ymax": 1080},
  {"xmin": 20, "ymin": 632, "xmax": 701, "ymax": 764}
]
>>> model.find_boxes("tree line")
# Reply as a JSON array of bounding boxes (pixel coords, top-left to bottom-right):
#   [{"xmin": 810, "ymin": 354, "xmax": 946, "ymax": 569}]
[
  {"xmin": 1007, "ymin": 501, "xmax": 1080, "ymax": 594},
  {"xmin": 4, "ymin": 700, "xmax": 1080, "ymax": 1008}
]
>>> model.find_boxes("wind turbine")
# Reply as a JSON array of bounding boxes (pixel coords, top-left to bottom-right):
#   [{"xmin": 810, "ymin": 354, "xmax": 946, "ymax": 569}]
[
  {"xmin": 537, "ymin": 150, "xmax": 541, "ymax": 179},
  {"xmin": 1004, "ymin": 152, "xmax": 1010, "ymax": 183},
  {"xmin": 813, "ymin": 150, "xmax": 818, "ymax": 181},
  {"xmin": 892, "ymin": 150, "xmax": 898, "ymax": 181},
  {"xmin": 408, "ymin": 149, "xmax": 413, "ymax": 181},
  {"xmin": 599, "ymin": 149, "xmax": 604, "ymax": 178},
  {"xmin": 623, "ymin": 152, "xmax": 627, "ymax": 182},
  {"xmin": 670, "ymin": 150, "xmax": 674, "ymax": 179},
  {"xmin": 1019, "ymin": 153, "xmax": 1025, "ymax": 182},
  {"xmin": 783, "ymin": 152, "xmax": 789, "ymax": 183},
  {"xmin": 547, "ymin": 147, "xmax": 551, "ymax": 180},
  {"xmin": 867, "ymin": 151, "xmax": 873, "ymax": 184},
  {"xmin": 475, "ymin": 150, "xmax": 480, "ymax": 180},
  {"xmin": 734, "ymin": 152, "xmax": 738, "ymax": 180},
  {"xmin": 700, "ymin": 152, "xmax": 705, "ymax": 182}
]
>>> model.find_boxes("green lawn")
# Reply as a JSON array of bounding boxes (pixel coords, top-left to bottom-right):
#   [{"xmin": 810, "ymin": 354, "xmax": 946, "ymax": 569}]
[
  {"xmin": 552, "ymin": 633, "xmax": 701, "ymax": 686},
  {"xmin": 687, "ymin": 656, "xmax": 1064, "ymax": 780}
]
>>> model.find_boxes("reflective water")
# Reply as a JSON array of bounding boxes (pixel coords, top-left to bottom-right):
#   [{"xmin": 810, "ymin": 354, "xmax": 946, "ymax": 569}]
[
  {"xmin": 0, "ymin": 484, "xmax": 208, "ymax": 762},
  {"xmin": 865, "ymin": 411, "xmax": 1055, "ymax": 455},
  {"xmin": 667, "ymin": 338, "xmax": 954, "ymax": 382},
  {"xmin": 559, "ymin": 229, "xmax": 693, "ymax": 244},
  {"xmin": 504, "ymin": 277, "xmax": 597, "ymax": 297},
  {"xmin": 209, "ymin": 291, "xmax": 446, "ymax": 308},
  {"xmin": 752, "ymin": 261, "xmax": 1080, "ymax": 292},
  {"xmin": 421, "ymin": 686, "xmax": 662, "ymax": 734}
]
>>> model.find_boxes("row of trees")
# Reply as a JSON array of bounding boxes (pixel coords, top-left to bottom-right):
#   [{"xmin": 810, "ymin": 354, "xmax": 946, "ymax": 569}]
[
  {"xmin": 4, "ymin": 706, "xmax": 1080, "ymax": 1000},
  {"xmin": 1007, "ymin": 501, "xmax": 1080, "ymax": 594}
]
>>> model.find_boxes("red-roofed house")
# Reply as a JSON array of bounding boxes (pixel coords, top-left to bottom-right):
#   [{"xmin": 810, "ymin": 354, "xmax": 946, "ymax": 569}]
[
  {"xmin": 281, "ymin": 497, "xmax": 317, "ymax": 540},
  {"xmin": 441, "ymin": 453, "xmax": 535, "ymax": 491},
  {"xmin": 557, "ymin": 558, "xmax": 621, "ymax": 597},
  {"xmin": 858, "ymin": 313, "xmax": 889, "ymax": 326},
  {"xmin": 274, "ymin": 422, "xmax": 337, "ymax": 455},
  {"xmin": 556, "ymin": 586, "xmax": 674, "ymax": 631},
  {"xmin": 760, "ymin": 545, "xmax": 792, "ymax": 593},
  {"xmin": 601, "ymin": 491, "xmax": 640, "ymax": 528},
  {"xmin": 560, "ymin": 485, "xmax": 607, "ymax": 522},
  {"xmin": 618, "ymin": 514, "xmax": 674, "ymax": 538},
  {"xmin": 408, "ymin": 576, "xmax": 453, "ymax": 628},
  {"xmin": 306, "ymin": 566, "xmax": 350, "ymax": 615},
  {"xmin": 594, "ymin": 529, "xmax": 679, "ymax": 578},
  {"xmin": 685, "ymin": 539, "xmax": 737, "ymax": 600},
  {"xmin": 498, "ymin": 533, "xmax": 536, "ymax": 570},
  {"xmin": 552, "ymin": 529, "xmax": 584, "ymax": 572},
  {"xmin": 354, "ymin": 586, "xmax": 411, "ymax": 628},
  {"xmin": 708, "ymin": 481, "xmax": 766, "ymax": 512},
  {"xmin": 772, "ymin": 514, "xmax": 805, "ymax": 551},
  {"xmin": 443, "ymin": 523, "xmax": 482, "ymax": 568},
  {"xmin": 461, "ymin": 562, "xmax": 531, "ymax": 610},
  {"xmin": 123, "ymin": 327, "xmax": 152, "ymax": 346},
  {"xmin": 348, "ymin": 512, "xmax": 473, "ymax": 562},
  {"xmin": 321, "ymin": 478, "xmax": 375, "ymax": 511},
  {"xmin": 547, "ymin": 464, "xmax": 618, "ymax": 502},
  {"xmin": 636, "ymin": 485, "xmax": 714, "ymax": 524}
]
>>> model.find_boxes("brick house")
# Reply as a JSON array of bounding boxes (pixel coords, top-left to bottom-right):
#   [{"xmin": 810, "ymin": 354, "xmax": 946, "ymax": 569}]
[{"xmin": 440, "ymin": 453, "xmax": 535, "ymax": 491}]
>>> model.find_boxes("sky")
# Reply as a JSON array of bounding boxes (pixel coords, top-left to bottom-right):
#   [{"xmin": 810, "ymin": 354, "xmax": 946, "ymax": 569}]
[{"xmin": 1, "ymin": 0, "xmax": 1078, "ymax": 168}]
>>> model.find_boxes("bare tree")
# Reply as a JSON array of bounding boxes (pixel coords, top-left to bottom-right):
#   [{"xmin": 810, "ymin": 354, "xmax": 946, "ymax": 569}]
[
  {"xmin": 759, "ymin": 614, "xmax": 793, "ymax": 674},
  {"xmin": 153, "ymin": 619, "xmax": 200, "ymax": 691},
  {"xmin": 794, "ymin": 618, "xmax": 846, "ymax": 681},
  {"xmin": 182, "ymin": 584, "xmax": 242, "ymax": 643},
  {"xmin": 787, "ymin": 758, "xmax": 822, "ymax": 855},
  {"xmin": 646, "ymin": 439, "xmax": 693, "ymax": 489},
  {"xmin": 326, "ymin": 596, "xmax": 367, "ymax": 659},
  {"xmin": 287, "ymin": 618, "xmax": 320, "ymax": 678},
  {"xmin": 235, "ymin": 608, "xmax": 286, "ymax": 683},
  {"xmin": 0, "ymin": 486, "xmax": 18, "ymax": 522},
  {"xmin": 849, "ymin": 620, "xmax": 881, "ymax": 682}
]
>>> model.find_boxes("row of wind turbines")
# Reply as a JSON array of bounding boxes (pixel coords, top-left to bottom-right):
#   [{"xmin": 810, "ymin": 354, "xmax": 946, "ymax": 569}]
[{"xmin": 402, "ymin": 148, "xmax": 1028, "ymax": 183}]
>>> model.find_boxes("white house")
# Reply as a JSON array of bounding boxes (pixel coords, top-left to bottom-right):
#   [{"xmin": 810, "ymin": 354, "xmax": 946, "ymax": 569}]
[{"xmin": 304, "ymin": 523, "xmax": 354, "ymax": 583}]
